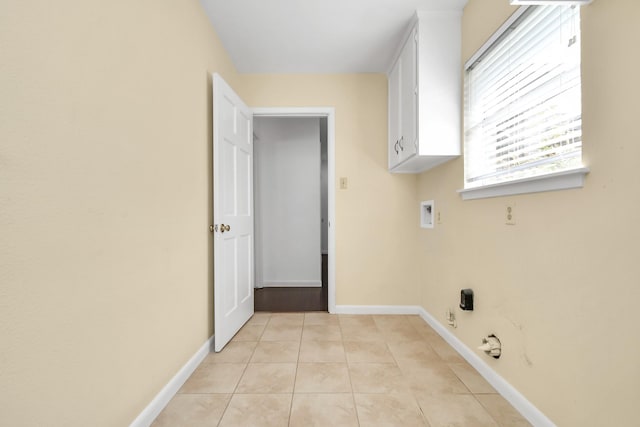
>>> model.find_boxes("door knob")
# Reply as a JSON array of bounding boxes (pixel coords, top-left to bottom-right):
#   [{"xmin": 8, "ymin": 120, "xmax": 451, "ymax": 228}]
[
  {"xmin": 220, "ymin": 224, "xmax": 230, "ymax": 233},
  {"xmin": 209, "ymin": 225, "xmax": 215, "ymax": 232}
]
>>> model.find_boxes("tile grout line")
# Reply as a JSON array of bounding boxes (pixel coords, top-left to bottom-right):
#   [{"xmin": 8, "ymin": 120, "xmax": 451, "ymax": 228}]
[
  {"xmin": 287, "ymin": 314, "xmax": 305, "ymax": 426},
  {"xmin": 168, "ymin": 312, "xmax": 524, "ymax": 426},
  {"xmin": 472, "ymin": 393, "xmax": 503, "ymax": 427},
  {"xmin": 405, "ymin": 316, "xmax": 436, "ymax": 426},
  {"xmin": 338, "ymin": 314, "xmax": 362, "ymax": 427},
  {"xmin": 218, "ymin": 312, "xmax": 270, "ymax": 426}
]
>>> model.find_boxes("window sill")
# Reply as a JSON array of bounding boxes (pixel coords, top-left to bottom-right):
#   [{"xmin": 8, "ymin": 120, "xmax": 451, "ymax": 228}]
[{"xmin": 457, "ymin": 167, "xmax": 589, "ymax": 200}]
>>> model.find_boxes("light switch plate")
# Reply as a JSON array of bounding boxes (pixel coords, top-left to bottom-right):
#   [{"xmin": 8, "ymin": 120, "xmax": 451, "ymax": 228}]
[{"xmin": 339, "ymin": 177, "xmax": 348, "ymax": 190}]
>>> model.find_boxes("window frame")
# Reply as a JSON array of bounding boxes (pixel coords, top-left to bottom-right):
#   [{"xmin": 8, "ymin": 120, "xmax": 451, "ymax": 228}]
[{"xmin": 458, "ymin": 5, "xmax": 588, "ymax": 201}]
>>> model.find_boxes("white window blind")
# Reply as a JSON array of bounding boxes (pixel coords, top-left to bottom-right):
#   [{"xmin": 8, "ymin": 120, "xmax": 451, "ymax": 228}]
[{"xmin": 464, "ymin": 5, "xmax": 583, "ymax": 189}]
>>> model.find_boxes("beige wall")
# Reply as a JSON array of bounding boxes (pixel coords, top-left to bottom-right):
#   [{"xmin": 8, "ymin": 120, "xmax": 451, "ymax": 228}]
[
  {"xmin": 4, "ymin": 0, "xmax": 636, "ymax": 425},
  {"xmin": 0, "ymin": 3, "xmax": 418, "ymax": 424},
  {"xmin": 417, "ymin": 1, "xmax": 640, "ymax": 425},
  {"xmin": 240, "ymin": 74, "xmax": 420, "ymax": 306},
  {"xmin": 0, "ymin": 0, "xmax": 239, "ymax": 425}
]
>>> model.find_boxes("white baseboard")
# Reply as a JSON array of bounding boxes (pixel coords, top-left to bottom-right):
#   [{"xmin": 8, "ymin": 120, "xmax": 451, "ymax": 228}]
[
  {"xmin": 129, "ymin": 335, "xmax": 214, "ymax": 427},
  {"xmin": 333, "ymin": 305, "xmax": 422, "ymax": 315},
  {"xmin": 417, "ymin": 307, "xmax": 556, "ymax": 427},
  {"xmin": 130, "ymin": 305, "xmax": 553, "ymax": 426},
  {"xmin": 261, "ymin": 280, "xmax": 322, "ymax": 288},
  {"xmin": 333, "ymin": 304, "xmax": 553, "ymax": 426}
]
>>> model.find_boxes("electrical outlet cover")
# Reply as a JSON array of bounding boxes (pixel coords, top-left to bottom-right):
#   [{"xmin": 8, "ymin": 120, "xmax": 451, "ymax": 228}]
[{"xmin": 505, "ymin": 205, "xmax": 516, "ymax": 225}]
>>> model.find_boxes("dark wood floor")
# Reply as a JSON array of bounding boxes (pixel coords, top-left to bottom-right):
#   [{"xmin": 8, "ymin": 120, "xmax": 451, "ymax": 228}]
[{"xmin": 254, "ymin": 255, "xmax": 328, "ymax": 312}]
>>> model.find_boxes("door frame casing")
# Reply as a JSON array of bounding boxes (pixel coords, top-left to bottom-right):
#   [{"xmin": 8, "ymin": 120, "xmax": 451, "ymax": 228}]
[{"xmin": 252, "ymin": 107, "xmax": 336, "ymax": 313}]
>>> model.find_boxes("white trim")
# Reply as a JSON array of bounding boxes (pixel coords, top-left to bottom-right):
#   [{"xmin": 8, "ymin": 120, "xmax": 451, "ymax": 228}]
[
  {"xmin": 261, "ymin": 280, "xmax": 322, "ymax": 288},
  {"xmin": 465, "ymin": 6, "xmax": 531, "ymax": 70},
  {"xmin": 129, "ymin": 335, "xmax": 214, "ymax": 427},
  {"xmin": 327, "ymin": 111, "xmax": 336, "ymax": 314},
  {"xmin": 334, "ymin": 305, "xmax": 422, "ymax": 315},
  {"xmin": 511, "ymin": 0, "xmax": 591, "ymax": 5},
  {"xmin": 252, "ymin": 107, "xmax": 336, "ymax": 314},
  {"xmin": 417, "ymin": 307, "xmax": 556, "ymax": 427},
  {"xmin": 253, "ymin": 107, "xmax": 333, "ymax": 117},
  {"xmin": 458, "ymin": 167, "xmax": 589, "ymax": 200},
  {"xmin": 332, "ymin": 304, "xmax": 555, "ymax": 425}
]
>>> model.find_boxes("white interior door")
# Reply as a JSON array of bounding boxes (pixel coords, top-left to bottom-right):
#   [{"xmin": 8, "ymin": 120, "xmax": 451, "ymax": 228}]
[{"xmin": 213, "ymin": 73, "xmax": 254, "ymax": 352}]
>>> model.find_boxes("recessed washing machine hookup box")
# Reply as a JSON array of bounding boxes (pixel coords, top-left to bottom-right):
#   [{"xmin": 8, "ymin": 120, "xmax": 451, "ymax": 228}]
[{"xmin": 420, "ymin": 200, "xmax": 434, "ymax": 229}]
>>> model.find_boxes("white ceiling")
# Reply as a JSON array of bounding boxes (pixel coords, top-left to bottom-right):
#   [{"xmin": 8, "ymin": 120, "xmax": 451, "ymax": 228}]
[{"xmin": 200, "ymin": 0, "xmax": 468, "ymax": 74}]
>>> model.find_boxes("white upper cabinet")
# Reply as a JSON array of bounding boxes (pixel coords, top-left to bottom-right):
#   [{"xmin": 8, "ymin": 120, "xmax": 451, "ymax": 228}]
[
  {"xmin": 388, "ymin": 30, "xmax": 418, "ymax": 169},
  {"xmin": 388, "ymin": 52, "xmax": 403, "ymax": 168},
  {"xmin": 388, "ymin": 10, "xmax": 462, "ymax": 173},
  {"xmin": 400, "ymin": 28, "xmax": 418, "ymax": 162}
]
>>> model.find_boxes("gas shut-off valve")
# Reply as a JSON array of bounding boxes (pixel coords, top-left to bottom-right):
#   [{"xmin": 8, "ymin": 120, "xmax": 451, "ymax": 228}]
[{"xmin": 478, "ymin": 335, "xmax": 501, "ymax": 359}]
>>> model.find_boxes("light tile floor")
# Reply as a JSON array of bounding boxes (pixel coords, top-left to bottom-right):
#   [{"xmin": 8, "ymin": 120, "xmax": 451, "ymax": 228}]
[{"xmin": 152, "ymin": 313, "xmax": 531, "ymax": 427}]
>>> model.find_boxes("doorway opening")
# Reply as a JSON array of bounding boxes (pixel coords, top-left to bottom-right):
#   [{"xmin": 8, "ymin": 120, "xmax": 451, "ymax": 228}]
[{"xmin": 252, "ymin": 108, "xmax": 335, "ymax": 312}]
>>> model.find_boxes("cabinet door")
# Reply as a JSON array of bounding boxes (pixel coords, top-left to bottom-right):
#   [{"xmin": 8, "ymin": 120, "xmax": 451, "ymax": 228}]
[
  {"xmin": 400, "ymin": 28, "xmax": 418, "ymax": 161},
  {"xmin": 388, "ymin": 58, "xmax": 402, "ymax": 169}
]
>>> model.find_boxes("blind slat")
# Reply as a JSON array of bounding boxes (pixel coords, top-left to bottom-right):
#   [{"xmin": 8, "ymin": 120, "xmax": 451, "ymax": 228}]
[{"xmin": 464, "ymin": 5, "xmax": 583, "ymax": 189}]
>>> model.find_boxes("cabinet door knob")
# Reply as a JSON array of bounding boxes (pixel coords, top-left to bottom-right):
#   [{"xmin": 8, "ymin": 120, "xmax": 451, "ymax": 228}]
[
  {"xmin": 394, "ymin": 140, "xmax": 399, "ymax": 154},
  {"xmin": 399, "ymin": 136, "xmax": 404, "ymax": 151}
]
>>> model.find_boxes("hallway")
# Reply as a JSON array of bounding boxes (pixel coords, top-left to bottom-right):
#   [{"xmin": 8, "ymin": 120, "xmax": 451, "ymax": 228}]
[{"xmin": 254, "ymin": 255, "xmax": 328, "ymax": 312}]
